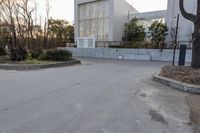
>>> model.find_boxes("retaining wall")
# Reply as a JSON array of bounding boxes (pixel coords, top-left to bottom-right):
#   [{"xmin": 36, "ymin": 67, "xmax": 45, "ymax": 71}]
[{"xmin": 59, "ymin": 47, "xmax": 192, "ymax": 63}]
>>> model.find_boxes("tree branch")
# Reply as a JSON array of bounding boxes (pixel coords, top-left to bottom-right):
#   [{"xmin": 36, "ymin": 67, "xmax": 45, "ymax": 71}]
[{"xmin": 179, "ymin": 0, "xmax": 197, "ymax": 22}]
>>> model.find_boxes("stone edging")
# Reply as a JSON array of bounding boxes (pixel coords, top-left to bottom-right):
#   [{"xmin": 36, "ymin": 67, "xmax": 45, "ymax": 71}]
[
  {"xmin": 0, "ymin": 60, "xmax": 81, "ymax": 71},
  {"xmin": 153, "ymin": 70, "xmax": 200, "ymax": 94}
]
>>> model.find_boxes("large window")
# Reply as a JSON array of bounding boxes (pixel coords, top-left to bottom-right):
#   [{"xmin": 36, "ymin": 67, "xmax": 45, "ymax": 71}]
[{"xmin": 78, "ymin": 0, "xmax": 109, "ymax": 41}]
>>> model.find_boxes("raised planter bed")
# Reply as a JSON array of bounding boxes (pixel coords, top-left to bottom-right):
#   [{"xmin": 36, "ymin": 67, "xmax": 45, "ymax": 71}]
[
  {"xmin": 0, "ymin": 60, "xmax": 81, "ymax": 71},
  {"xmin": 153, "ymin": 69, "xmax": 200, "ymax": 94}
]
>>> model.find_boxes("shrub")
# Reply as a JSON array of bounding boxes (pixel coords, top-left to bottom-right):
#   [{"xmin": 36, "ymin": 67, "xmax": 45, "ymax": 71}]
[
  {"xmin": 0, "ymin": 55, "xmax": 10, "ymax": 62},
  {"xmin": 0, "ymin": 47, "xmax": 6, "ymax": 56},
  {"xmin": 123, "ymin": 18, "xmax": 146, "ymax": 41},
  {"xmin": 30, "ymin": 48, "xmax": 44, "ymax": 59},
  {"xmin": 10, "ymin": 48, "xmax": 28, "ymax": 61},
  {"xmin": 25, "ymin": 59, "xmax": 40, "ymax": 64},
  {"xmin": 148, "ymin": 21, "xmax": 168, "ymax": 49},
  {"xmin": 39, "ymin": 50, "xmax": 72, "ymax": 61}
]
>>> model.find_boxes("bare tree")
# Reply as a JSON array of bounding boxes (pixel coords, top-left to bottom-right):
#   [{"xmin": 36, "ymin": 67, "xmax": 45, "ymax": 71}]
[
  {"xmin": 43, "ymin": 0, "xmax": 50, "ymax": 49},
  {"xmin": 0, "ymin": 0, "xmax": 4, "ymax": 5},
  {"xmin": 0, "ymin": 0, "xmax": 18, "ymax": 48},
  {"xmin": 180, "ymin": 0, "xmax": 200, "ymax": 68},
  {"xmin": 17, "ymin": 0, "xmax": 35, "ymax": 49}
]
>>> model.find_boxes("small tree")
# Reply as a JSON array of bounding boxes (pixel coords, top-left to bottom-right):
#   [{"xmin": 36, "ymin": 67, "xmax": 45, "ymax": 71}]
[
  {"xmin": 123, "ymin": 18, "xmax": 146, "ymax": 41},
  {"xmin": 148, "ymin": 21, "xmax": 168, "ymax": 49}
]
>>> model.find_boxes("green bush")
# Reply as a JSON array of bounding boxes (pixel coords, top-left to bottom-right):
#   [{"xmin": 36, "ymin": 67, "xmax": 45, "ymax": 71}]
[
  {"xmin": 25, "ymin": 59, "xmax": 41, "ymax": 64},
  {"xmin": 30, "ymin": 48, "xmax": 44, "ymax": 59},
  {"xmin": 10, "ymin": 48, "xmax": 28, "ymax": 61},
  {"xmin": 148, "ymin": 21, "xmax": 168, "ymax": 49},
  {"xmin": 123, "ymin": 18, "xmax": 146, "ymax": 41},
  {"xmin": 0, "ymin": 47, "xmax": 6, "ymax": 56},
  {"xmin": 39, "ymin": 50, "xmax": 72, "ymax": 61},
  {"xmin": 0, "ymin": 55, "xmax": 10, "ymax": 62}
]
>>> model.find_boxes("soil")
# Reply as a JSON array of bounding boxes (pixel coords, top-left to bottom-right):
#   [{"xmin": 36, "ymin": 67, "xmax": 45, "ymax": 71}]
[
  {"xmin": 160, "ymin": 66, "xmax": 200, "ymax": 86},
  {"xmin": 186, "ymin": 95, "xmax": 200, "ymax": 133},
  {"xmin": 160, "ymin": 66, "xmax": 200, "ymax": 132}
]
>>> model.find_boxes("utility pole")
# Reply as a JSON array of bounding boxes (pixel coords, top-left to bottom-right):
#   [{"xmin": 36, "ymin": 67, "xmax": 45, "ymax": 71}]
[{"xmin": 172, "ymin": 14, "xmax": 179, "ymax": 66}]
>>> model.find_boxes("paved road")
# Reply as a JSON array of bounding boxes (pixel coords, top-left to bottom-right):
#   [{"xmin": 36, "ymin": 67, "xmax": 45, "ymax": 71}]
[{"xmin": 0, "ymin": 58, "xmax": 193, "ymax": 133}]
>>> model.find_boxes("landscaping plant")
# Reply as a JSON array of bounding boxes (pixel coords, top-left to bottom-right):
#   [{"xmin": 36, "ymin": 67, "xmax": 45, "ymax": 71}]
[
  {"xmin": 0, "ymin": 47, "xmax": 6, "ymax": 56},
  {"xmin": 148, "ymin": 21, "xmax": 168, "ymax": 49},
  {"xmin": 123, "ymin": 18, "xmax": 146, "ymax": 42},
  {"xmin": 10, "ymin": 48, "xmax": 27, "ymax": 61},
  {"xmin": 40, "ymin": 50, "xmax": 72, "ymax": 61}
]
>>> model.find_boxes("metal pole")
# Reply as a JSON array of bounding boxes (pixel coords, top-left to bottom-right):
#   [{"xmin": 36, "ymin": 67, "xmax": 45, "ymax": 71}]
[{"xmin": 172, "ymin": 14, "xmax": 179, "ymax": 66}]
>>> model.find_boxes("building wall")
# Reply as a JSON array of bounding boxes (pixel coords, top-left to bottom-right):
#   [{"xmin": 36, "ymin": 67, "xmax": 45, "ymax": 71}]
[
  {"xmin": 165, "ymin": 0, "xmax": 196, "ymax": 42},
  {"xmin": 78, "ymin": 0, "xmax": 110, "ymax": 41},
  {"xmin": 75, "ymin": 0, "xmax": 113, "ymax": 42},
  {"xmin": 112, "ymin": 0, "xmax": 138, "ymax": 41},
  {"xmin": 130, "ymin": 10, "xmax": 167, "ymax": 32},
  {"xmin": 75, "ymin": 0, "xmax": 136, "ymax": 43},
  {"xmin": 75, "ymin": 0, "xmax": 197, "ymax": 45}
]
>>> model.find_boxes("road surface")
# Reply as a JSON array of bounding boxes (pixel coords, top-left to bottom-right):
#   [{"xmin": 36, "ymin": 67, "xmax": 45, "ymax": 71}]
[{"xmin": 0, "ymin": 58, "xmax": 193, "ymax": 133}]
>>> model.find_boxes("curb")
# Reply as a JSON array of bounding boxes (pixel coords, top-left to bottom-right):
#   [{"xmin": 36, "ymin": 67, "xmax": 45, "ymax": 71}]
[
  {"xmin": 153, "ymin": 70, "xmax": 200, "ymax": 94},
  {"xmin": 0, "ymin": 60, "xmax": 81, "ymax": 71}
]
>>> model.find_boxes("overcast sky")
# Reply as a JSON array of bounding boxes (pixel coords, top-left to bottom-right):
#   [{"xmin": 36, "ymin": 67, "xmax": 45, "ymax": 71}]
[{"xmin": 35, "ymin": 0, "xmax": 167, "ymax": 23}]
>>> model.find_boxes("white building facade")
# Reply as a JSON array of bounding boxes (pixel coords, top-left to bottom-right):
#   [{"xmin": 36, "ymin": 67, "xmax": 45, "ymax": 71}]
[
  {"xmin": 74, "ymin": 0, "xmax": 196, "ymax": 48},
  {"xmin": 165, "ymin": 0, "xmax": 196, "ymax": 44},
  {"xmin": 74, "ymin": 0, "xmax": 137, "ymax": 47}
]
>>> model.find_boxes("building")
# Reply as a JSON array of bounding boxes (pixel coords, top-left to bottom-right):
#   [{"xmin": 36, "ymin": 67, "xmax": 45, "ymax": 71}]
[
  {"xmin": 74, "ymin": 0, "xmax": 137, "ymax": 48},
  {"xmin": 74, "ymin": 0, "xmax": 196, "ymax": 48},
  {"xmin": 165, "ymin": 0, "xmax": 196, "ymax": 45},
  {"xmin": 130, "ymin": 10, "xmax": 166, "ymax": 32}
]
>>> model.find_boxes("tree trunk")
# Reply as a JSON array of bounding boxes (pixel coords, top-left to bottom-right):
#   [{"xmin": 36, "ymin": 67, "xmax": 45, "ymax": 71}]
[
  {"xmin": 192, "ymin": 37, "xmax": 200, "ymax": 68},
  {"xmin": 179, "ymin": 0, "xmax": 200, "ymax": 68}
]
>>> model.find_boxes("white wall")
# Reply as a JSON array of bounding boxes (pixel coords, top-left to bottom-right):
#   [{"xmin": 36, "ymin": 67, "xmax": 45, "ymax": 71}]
[
  {"xmin": 74, "ymin": 0, "xmax": 113, "ymax": 42},
  {"xmin": 112, "ymin": 0, "xmax": 138, "ymax": 41},
  {"xmin": 130, "ymin": 10, "xmax": 167, "ymax": 20},
  {"xmin": 165, "ymin": 0, "xmax": 196, "ymax": 42},
  {"xmin": 75, "ymin": 0, "xmax": 137, "ymax": 42}
]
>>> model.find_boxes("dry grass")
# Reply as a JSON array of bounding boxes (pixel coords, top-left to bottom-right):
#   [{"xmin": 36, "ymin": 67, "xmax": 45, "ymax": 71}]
[{"xmin": 160, "ymin": 66, "xmax": 200, "ymax": 86}]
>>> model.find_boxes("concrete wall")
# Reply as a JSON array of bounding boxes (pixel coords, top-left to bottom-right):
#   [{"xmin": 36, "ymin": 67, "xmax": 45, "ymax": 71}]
[
  {"xmin": 165, "ymin": 0, "xmax": 196, "ymax": 42},
  {"xmin": 59, "ymin": 48, "xmax": 192, "ymax": 63}
]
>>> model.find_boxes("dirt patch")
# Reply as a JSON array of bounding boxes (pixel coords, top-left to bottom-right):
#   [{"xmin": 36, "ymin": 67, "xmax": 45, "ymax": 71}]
[
  {"xmin": 148, "ymin": 109, "xmax": 168, "ymax": 125},
  {"xmin": 160, "ymin": 66, "xmax": 200, "ymax": 86},
  {"xmin": 186, "ymin": 94, "xmax": 200, "ymax": 133}
]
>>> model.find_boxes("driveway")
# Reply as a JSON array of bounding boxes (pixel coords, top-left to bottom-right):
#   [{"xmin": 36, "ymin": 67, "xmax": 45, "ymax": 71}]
[{"xmin": 0, "ymin": 58, "xmax": 193, "ymax": 133}]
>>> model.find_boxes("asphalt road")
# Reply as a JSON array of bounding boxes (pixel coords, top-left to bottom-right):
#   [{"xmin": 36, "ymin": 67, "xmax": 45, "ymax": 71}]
[{"xmin": 0, "ymin": 58, "xmax": 193, "ymax": 133}]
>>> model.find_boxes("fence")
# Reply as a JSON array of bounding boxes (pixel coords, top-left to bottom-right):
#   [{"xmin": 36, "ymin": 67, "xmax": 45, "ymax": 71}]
[{"xmin": 70, "ymin": 41, "xmax": 192, "ymax": 49}]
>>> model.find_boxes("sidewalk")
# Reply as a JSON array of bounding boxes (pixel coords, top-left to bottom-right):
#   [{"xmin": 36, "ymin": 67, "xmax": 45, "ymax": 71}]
[{"xmin": 186, "ymin": 94, "xmax": 200, "ymax": 133}]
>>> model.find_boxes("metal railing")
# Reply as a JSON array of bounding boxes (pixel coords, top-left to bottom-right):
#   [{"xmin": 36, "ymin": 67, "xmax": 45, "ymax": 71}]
[{"xmin": 67, "ymin": 41, "xmax": 193, "ymax": 49}]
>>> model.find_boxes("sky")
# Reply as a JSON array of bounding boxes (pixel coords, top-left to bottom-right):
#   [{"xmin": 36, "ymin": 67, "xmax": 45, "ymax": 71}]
[{"xmin": 35, "ymin": 0, "xmax": 167, "ymax": 23}]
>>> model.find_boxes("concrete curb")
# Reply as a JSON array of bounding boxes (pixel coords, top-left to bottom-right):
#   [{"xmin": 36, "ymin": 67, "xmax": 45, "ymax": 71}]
[
  {"xmin": 0, "ymin": 60, "xmax": 81, "ymax": 71},
  {"xmin": 153, "ymin": 70, "xmax": 200, "ymax": 94}
]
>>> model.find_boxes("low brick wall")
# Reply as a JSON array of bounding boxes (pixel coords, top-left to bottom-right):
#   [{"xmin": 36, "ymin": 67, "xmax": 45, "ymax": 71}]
[
  {"xmin": 0, "ymin": 60, "xmax": 81, "ymax": 71},
  {"xmin": 59, "ymin": 47, "xmax": 192, "ymax": 63}
]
